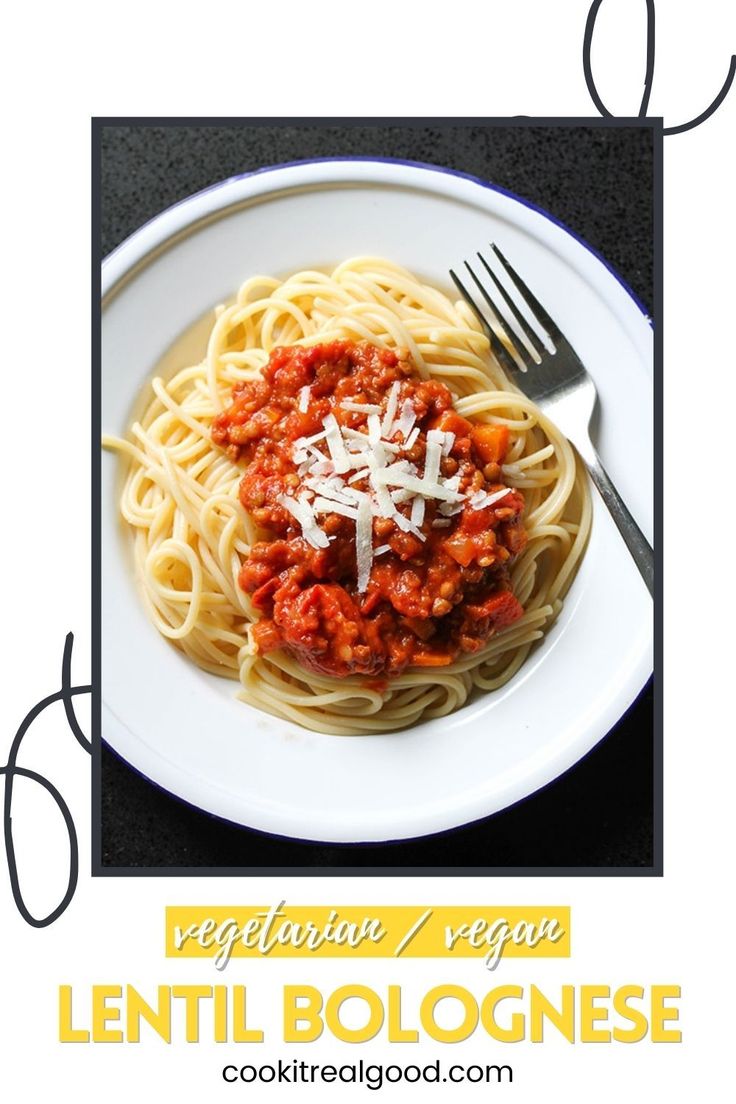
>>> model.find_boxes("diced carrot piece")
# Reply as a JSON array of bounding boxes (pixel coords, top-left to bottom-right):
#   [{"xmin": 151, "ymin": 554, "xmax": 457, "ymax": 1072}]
[
  {"xmin": 411, "ymin": 652, "xmax": 454, "ymax": 667},
  {"xmin": 485, "ymin": 590, "xmax": 524, "ymax": 628},
  {"xmin": 503, "ymin": 524, "xmax": 528, "ymax": 555},
  {"xmin": 428, "ymin": 409, "xmax": 473, "ymax": 438},
  {"xmin": 471, "ymin": 423, "xmax": 510, "ymax": 464},
  {"xmin": 465, "ymin": 590, "xmax": 523, "ymax": 627},
  {"xmin": 251, "ymin": 620, "xmax": 282, "ymax": 653},
  {"xmin": 444, "ymin": 536, "xmax": 478, "ymax": 567}
]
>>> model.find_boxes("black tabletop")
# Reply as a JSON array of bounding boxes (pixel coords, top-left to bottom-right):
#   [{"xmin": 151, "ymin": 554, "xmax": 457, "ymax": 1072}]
[{"xmin": 99, "ymin": 122, "xmax": 655, "ymax": 872}]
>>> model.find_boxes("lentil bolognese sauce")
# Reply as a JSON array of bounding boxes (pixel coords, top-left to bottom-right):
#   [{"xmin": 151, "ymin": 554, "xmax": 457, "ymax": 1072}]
[
  {"xmin": 103, "ymin": 258, "xmax": 591, "ymax": 733},
  {"xmin": 212, "ymin": 341, "xmax": 527, "ymax": 679}
]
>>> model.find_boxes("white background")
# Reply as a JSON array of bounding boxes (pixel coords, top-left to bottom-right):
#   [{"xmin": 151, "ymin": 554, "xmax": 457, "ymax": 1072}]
[{"xmin": 0, "ymin": 0, "xmax": 734, "ymax": 1099}]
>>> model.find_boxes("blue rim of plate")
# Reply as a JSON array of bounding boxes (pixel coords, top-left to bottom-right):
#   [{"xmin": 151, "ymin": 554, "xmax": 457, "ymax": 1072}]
[{"xmin": 102, "ymin": 156, "xmax": 653, "ymax": 327}]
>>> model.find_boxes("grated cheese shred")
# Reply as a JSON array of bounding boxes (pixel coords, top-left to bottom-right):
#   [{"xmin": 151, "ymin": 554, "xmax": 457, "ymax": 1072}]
[{"xmin": 281, "ymin": 384, "xmax": 508, "ymax": 590}]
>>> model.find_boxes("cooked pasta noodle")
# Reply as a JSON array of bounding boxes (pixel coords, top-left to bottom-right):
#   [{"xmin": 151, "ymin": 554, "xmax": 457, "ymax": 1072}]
[{"xmin": 103, "ymin": 258, "xmax": 591, "ymax": 734}]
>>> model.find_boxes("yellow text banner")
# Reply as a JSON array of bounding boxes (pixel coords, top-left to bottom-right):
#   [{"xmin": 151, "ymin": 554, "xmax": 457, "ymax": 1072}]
[{"xmin": 166, "ymin": 905, "xmax": 570, "ymax": 967}]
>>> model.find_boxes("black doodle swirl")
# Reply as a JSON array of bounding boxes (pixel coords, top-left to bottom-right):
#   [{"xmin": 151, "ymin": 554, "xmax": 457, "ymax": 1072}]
[
  {"xmin": 0, "ymin": 634, "xmax": 91, "ymax": 927},
  {"xmin": 584, "ymin": 0, "xmax": 734, "ymax": 133}
]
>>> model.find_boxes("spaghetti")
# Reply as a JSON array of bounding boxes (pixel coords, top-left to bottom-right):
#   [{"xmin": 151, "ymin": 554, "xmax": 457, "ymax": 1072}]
[{"xmin": 103, "ymin": 258, "xmax": 591, "ymax": 734}]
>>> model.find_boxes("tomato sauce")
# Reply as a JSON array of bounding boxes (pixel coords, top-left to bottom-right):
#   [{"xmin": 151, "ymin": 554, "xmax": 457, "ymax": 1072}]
[{"xmin": 212, "ymin": 341, "xmax": 527, "ymax": 678}]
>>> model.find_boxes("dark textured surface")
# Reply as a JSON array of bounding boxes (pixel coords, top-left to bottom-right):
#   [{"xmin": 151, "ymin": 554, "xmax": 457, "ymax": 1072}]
[
  {"xmin": 99, "ymin": 123, "xmax": 655, "ymax": 870},
  {"xmin": 100, "ymin": 124, "xmax": 653, "ymax": 314}
]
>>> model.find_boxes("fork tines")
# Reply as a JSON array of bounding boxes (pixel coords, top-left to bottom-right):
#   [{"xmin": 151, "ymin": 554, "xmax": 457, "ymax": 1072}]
[{"xmin": 450, "ymin": 244, "xmax": 556, "ymax": 372}]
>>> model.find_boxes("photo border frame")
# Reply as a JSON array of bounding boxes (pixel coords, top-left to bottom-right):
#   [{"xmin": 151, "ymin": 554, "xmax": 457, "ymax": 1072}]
[{"xmin": 91, "ymin": 116, "xmax": 662, "ymax": 879}]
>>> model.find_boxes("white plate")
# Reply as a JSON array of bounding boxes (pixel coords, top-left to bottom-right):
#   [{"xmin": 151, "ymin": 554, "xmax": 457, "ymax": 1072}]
[{"xmin": 101, "ymin": 158, "xmax": 653, "ymax": 845}]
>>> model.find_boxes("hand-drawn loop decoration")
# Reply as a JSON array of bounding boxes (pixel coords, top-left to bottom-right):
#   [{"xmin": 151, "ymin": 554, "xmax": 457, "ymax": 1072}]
[
  {"xmin": 1, "ymin": 633, "xmax": 91, "ymax": 927},
  {"xmin": 584, "ymin": 0, "xmax": 735, "ymax": 134}
]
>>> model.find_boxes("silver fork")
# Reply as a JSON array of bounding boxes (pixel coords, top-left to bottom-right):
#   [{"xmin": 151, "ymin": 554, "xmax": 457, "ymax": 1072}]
[{"xmin": 450, "ymin": 245, "xmax": 653, "ymax": 597}]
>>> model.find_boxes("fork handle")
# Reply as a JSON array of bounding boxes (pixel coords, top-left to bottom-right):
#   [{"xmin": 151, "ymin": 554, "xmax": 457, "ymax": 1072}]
[{"xmin": 578, "ymin": 440, "xmax": 654, "ymax": 597}]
